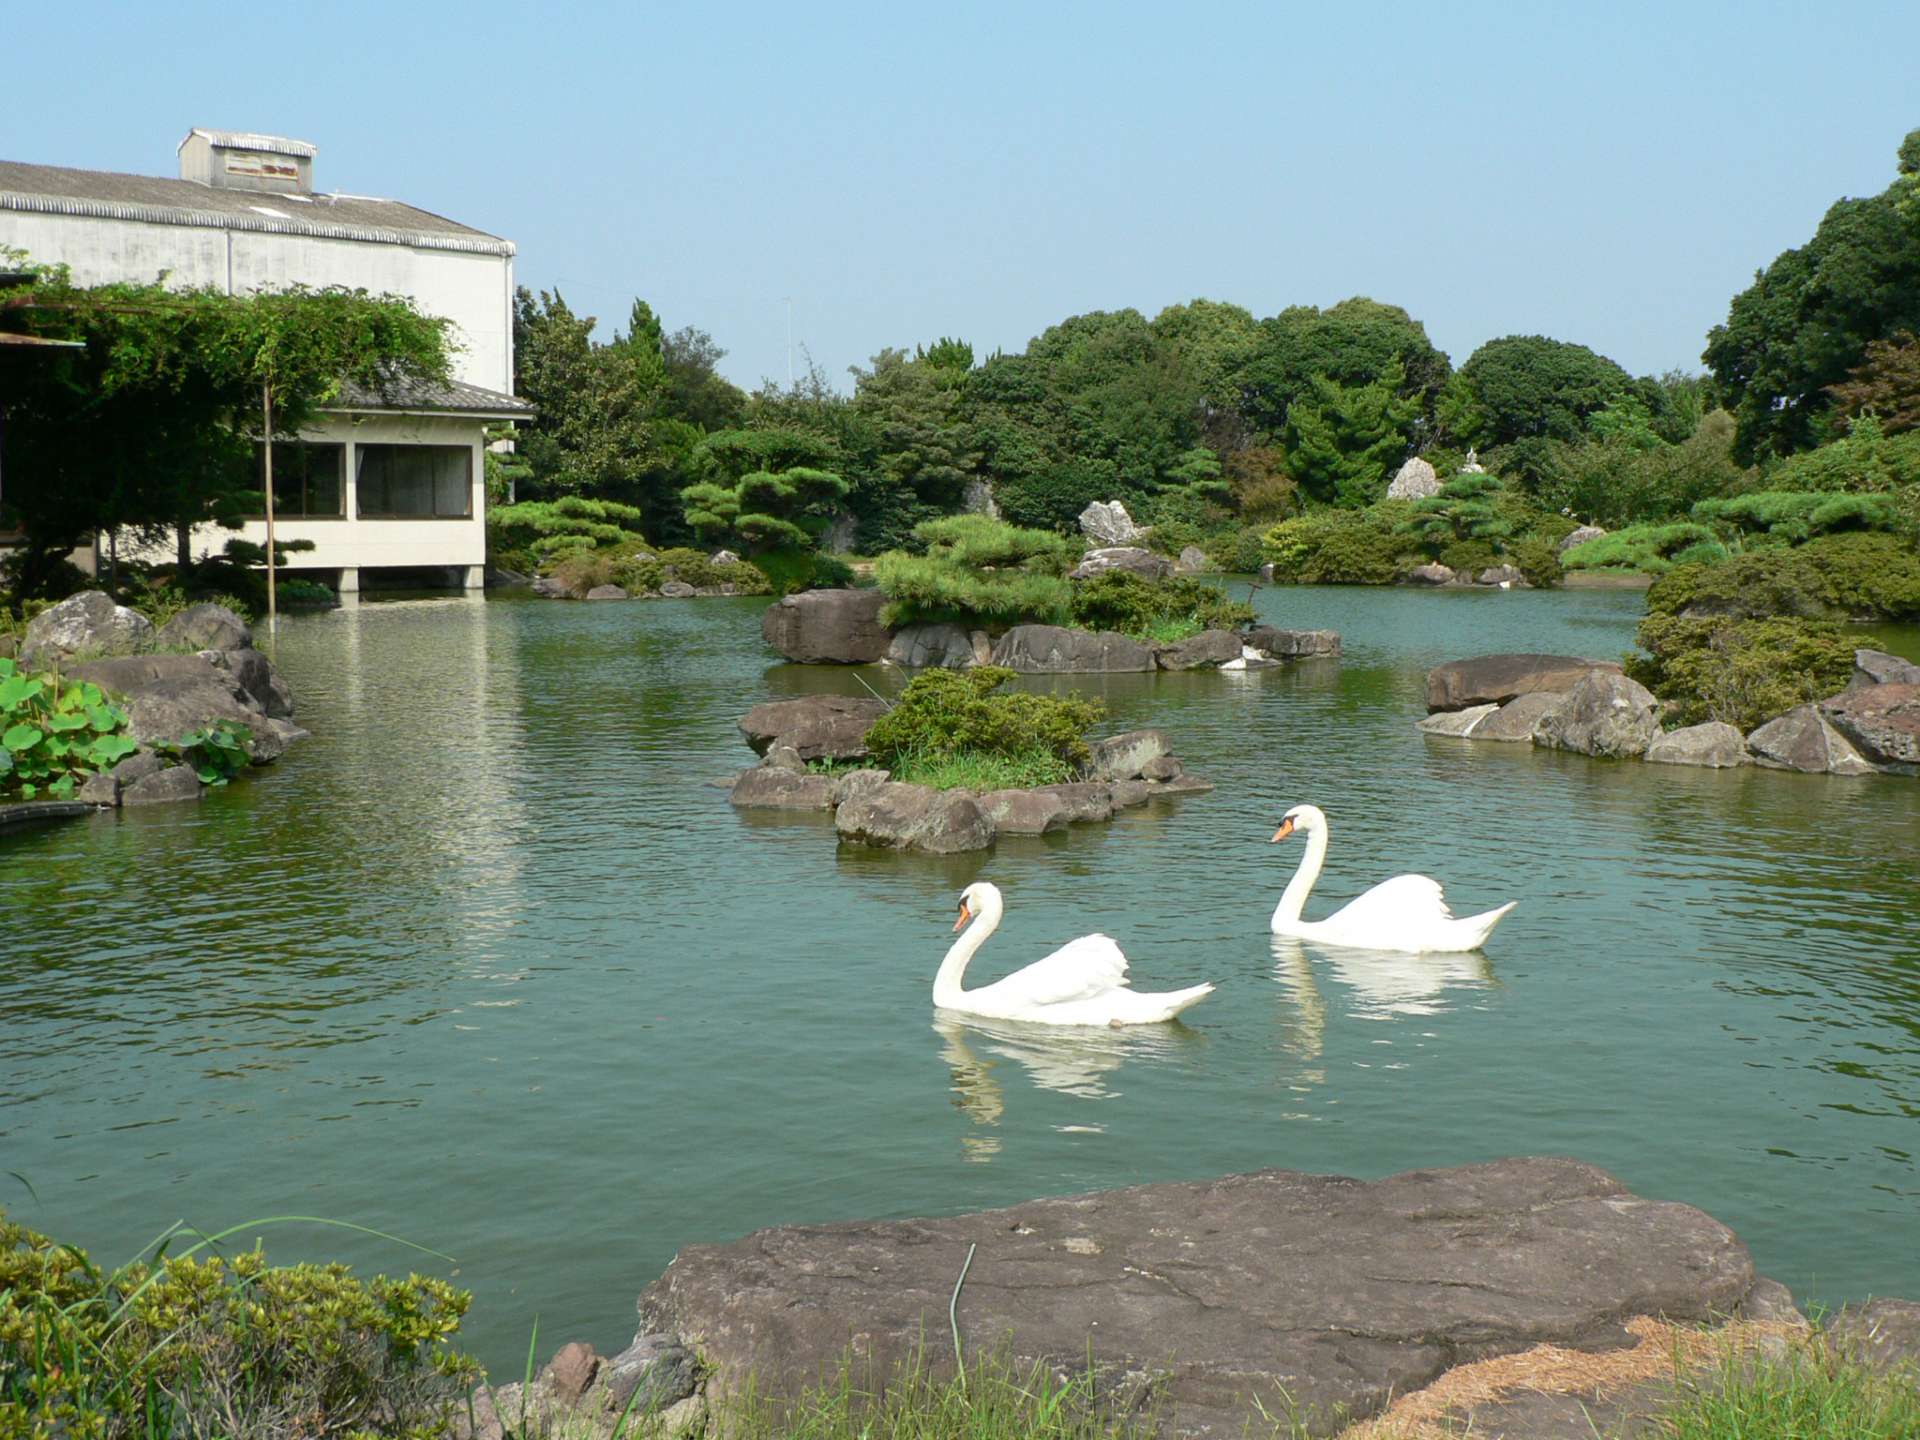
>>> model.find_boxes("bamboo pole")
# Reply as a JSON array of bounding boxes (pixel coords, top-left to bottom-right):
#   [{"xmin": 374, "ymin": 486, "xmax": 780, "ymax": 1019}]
[{"xmin": 263, "ymin": 383, "xmax": 276, "ymax": 626}]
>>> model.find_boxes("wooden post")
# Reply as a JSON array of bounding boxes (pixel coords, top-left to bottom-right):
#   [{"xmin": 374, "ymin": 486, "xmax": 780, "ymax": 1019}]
[{"xmin": 263, "ymin": 383, "xmax": 276, "ymax": 625}]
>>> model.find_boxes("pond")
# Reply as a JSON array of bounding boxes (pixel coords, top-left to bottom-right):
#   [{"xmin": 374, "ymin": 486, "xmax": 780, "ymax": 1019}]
[{"xmin": 4, "ymin": 585, "xmax": 1918, "ymax": 1375}]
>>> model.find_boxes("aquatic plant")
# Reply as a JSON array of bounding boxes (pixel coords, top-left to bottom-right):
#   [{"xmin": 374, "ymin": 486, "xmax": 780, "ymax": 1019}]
[{"xmin": 0, "ymin": 659, "xmax": 138, "ymax": 801}]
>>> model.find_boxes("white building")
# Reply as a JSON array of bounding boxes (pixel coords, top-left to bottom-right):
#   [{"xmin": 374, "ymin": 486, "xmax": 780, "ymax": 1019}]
[{"xmin": 0, "ymin": 128, "xmax": 531, "ymax": 593}]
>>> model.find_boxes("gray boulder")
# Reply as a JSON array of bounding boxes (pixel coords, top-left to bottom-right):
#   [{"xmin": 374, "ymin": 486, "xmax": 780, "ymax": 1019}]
[
  {"xmin": 1646, "ymin": 721, "xmax": 1749, "ymax": 768},
  {"xmin": 1086, "ymin": 729, "xmax": 1169, "ymax": 782},
  {"xmin": 1077, "ymin": 499, "xmax": 1143, "ymax": 547},
  {"xmin": 1558, "ymin": 525, "xmax": 1607, "ymax": 554},
  {"xmin": 1746, "ymin": 705, "xmax": 1878, "ymax": 775},
  {"xmin": 763, "ymin": 744, "xmax": 805, "ymax": 771},
  {"xmin": 658, "ymin": 580, "xmax": 696, "ymax": 598},
  {"xmin": 1029, "ymin": 782, "xmax": 1114, "ymax": 824},
  {"xmin": 1385, "ymin": 456, "xmax": 1441, "ymax": 500},
  {"xmin": 1417, "ymin": 703, "xmax": 1498, "ymax": 737},
  {"xmin": 122, "ymin": 764, "xmax": 203, "ymax": 806},
  {"xmin": 709, "ymin": 549, "xmax": 742, "ymax": 566},
  {"xmin": 961, "ymin": 478, "xmax": 1001, "ymax": 520},
  {"xmin": 1174, "ymin": 545, "xmax": 1212, "ymax": 575},
  {"xmin": 205, "ymin": 647, "xmax": 295, "ymax": 718},
  {"xmin": 727, "ymin": 768, "xmax": 838, "ymax": 811},
  {"xmin": 531, "ymin": 575, "xmax": 572, "ymax": 598},
  {"xmin": 1110, "ymin": 779, "xmax": 1153, "ymax": 807},
  {"xmin": 1475, "ymin": 565, "xmax": 1528, "ymax": 587},
  {"xmin": 834, "ymin": 782, "xmax": 995, "ymax": 853},
  {"xmin": 1827, "ymin": 1298, "xmax": 1920, "ymax": 1376},
  {"xmin": 886, "ymin": 623, "xmax": 976, "ymax": 670},
  {"xmin": 585, "ymin": 584, "xmax": 629, "ymax": 600},
  {"xmin": 77, "ymin": 772, "xmax": 120, "ymax": 807},
  {"xmin": 991, "ymin": 626, "xmax": 1155, "ymax": 673},
  {"xmin": 829, "ymin": 768, "xmax": 891, "ymax": 805},
  {"xmin": 110, "ymin": 750, "xmax": 166, "ymax": 787},
  {"xmin": 975, "ymin": 789, "xmax": 1070, "ymax": 835},
  {"xmin": 761, "ymin": 588, "xmax": 890, "ymax": 663},
  {"xmin": 1154, "ymin": 629, "xmax": 1242, "ymax": 670},
  {"xmin": 737, "ymin": 696, "xmax": 887, "ymax": 761},
  {"xmin": 1147, "ymin": 772, "xmax": 1214, "ymax": 796},
  {"xmin": 1850, "ymin": 648, "xmax": 1920, "ymax": 689},
  {"xmin": 1244, "ymin": 626, "xmax": 1341, "ymax": 658},
  {"xmin": 67, "ymin": 653, "xmax": 284, "ymax": 753},
  {"xmin": 1141, "ymin": 755, "xmax": 1182, "ymax": 781},
  {"xmin": 1472, "ymin": 690, "xmax": 1568, "ymax": 742},
  {"xmin": 1427, "ymin": 654, "xmax": 1622, "ymax": 712},
  {"xmin": 1531, "ymin": 670, "xmax": 1662, "ymax": 758},
  {"xmin": 21, "ymin": 591, "xmax": 154, "ymax": 667},
  {"xmin": 1405, "ymin": 562, "xmax": 1456, "ymax": 586},
  {"xmin": 1819, "ymin": 682, "xmax": 1920, "ymax": 767},
  {"xmin": 1069, "ymin": 546, "xmax": 1172, "ymax": 582},
  {"xmin": 637, "ymin": 1156, "xmax": 1755, "ymax": 1440},
  {"xmin": 155, "ymin": 602, "xmax": 251, "ymax": 653}
]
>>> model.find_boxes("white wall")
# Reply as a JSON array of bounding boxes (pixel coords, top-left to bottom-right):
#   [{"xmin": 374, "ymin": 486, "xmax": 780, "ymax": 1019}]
[{"xmin": 0, "ymin": 211, "xmax": 512, "ymax": 391}]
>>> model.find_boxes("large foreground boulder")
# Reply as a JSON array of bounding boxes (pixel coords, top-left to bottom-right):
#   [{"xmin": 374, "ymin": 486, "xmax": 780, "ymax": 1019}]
[
  {"xmin": 737, "ymin": 696, "xmax": 888, "ymax": 761},
  {"xmin": 66, "ymin": 653, "xmax": 290, "ymax": 753},
  {"xmin": 727, "ymin": 768, "xmax": 839, "ymax": 810},
  {"xmin": 1427, "ymin": 654, "xmax": 1622, "ymax": 712},
  {"xmin": 637, "ymin": 1157, "xmax": 1758, "ymax": 1439},
  {"xmin": 1818, "ymin": 682, "xmax": 1920, "ymax": 767},
  {"xmin": 761, "ymin": 588, "xmax": 890, "ymax": 663},
  {"xmin": 20, "ymin": 591, "xmax": 154, "ymax": 667},
  {"xmin": 1746, "ymin": 705, "xmax": 1878, "ymax": 775},
  {"xmin": 154, "ymin": 602, "xmax": 251, "ymax": 653},
  {"xmin": 1154, "ymin": 629, "xmax": 1242, "ymax": 670},
  {"xmin": 1849, "ymin": 648, "xmax": 1920, "ymax": 690},
  {"xmin": 1243, "ymin": 626, "xmax": 1340, "ymax": 658},
  {"xmin": 833, "ymin": 782, "xmax": 995, "ymax": 853},
  {"xmin": 1471, "ymin": 690, "xmax": 1567, "ymax": 742},
  {"xmin": 1531, "ymin": 670, "xmax": 1662, "ymax": 758},
  {"xmin": 1086, "ymin": 729, "xmax": 1169, "ymax": 781},
  {"xmin": 991, "ymin": 626, "xmax": 1156, "ymax": 673},
  {"xmin": 885, "ymin": 623, "xmax": 981, "ymax": 670}
]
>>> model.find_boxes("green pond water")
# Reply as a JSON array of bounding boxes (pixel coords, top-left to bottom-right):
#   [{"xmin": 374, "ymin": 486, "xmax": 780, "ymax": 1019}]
[{"xmin": 4, "ymin": 586, "xmax": 1918, "ymax": 1376}]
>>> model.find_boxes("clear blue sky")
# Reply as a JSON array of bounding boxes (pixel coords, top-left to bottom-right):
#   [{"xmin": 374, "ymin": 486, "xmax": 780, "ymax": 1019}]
[{"xmin": 6, "ymin": 1, "xmax": 1916, "ymax": 392}]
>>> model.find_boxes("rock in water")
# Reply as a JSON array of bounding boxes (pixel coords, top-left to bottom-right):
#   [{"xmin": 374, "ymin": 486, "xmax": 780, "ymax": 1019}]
[
  {"xmin": 1531, "ymin": 671, "xmax": 1662, "ymax": 758},
  {"xmin": 1385, "ymin": 456, "xmax": 1441, "ymax": 500},
  {"xmin": 737, "ymin": 696, "xmax": 887, "ymax": 760},
  {"xmin": 1646, "ymin": 722, "xmax": 1749, "ymax": 768},
  {"xmin": 761, "ymin": 588, "xmax": 890, "ymax": 663},
  {"xmin": 1405, "ymin": 562, "xmax": 1456, "ymax": 586},
  {"xmin": 1849, "ymin": 649, "xmax": 1920, "ymax": 689},
  {"xmin": 833, "ymin": 782, "xmax": 995, "ymax": 852},
  {"xmin": 1077, "ymin": 499, "xmax": 1143, "ymax": 546},
  {"xmin": 885, "ymin": 623, "xmax": 976, "ymax": 669},
  {"xmin": 990, "ymin": 626, "xmax": 1156, "ymax": 673},
  {"xmin": 154, "ymin": 602, "xmax": 251, "ymax": 653},
  {"xmin": 1746, "ymin": 705, "xmax": 1878, "ymax": 775},
  {"xmin": 1472, "ymin": 690, "xmax": 1568, "ymax": 741},
  {"xmin": 636, "ymin": 1157, "xmax": 1757, "ymax": 1440},
  {"xmin": 1154, "ymin": 629, "xmax": 1243, "ymax": 670},
  {"xmin": 1816, "ymin": 683, "xmax": 1920, "ymax": 767},
  {"xmin": 1426, "ymin": 654, "xmax": 1621, "ymax": 712}
]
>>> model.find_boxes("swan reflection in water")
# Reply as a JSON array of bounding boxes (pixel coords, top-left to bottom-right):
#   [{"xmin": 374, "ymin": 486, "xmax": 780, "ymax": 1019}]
[
  {"xmin": 1270, "ymin": 935, "xmax": 1493, "ymax": 1022},
  {"xmin": 934, "ymin": 1014, "xmax": 1198, "ymax": 1162}
]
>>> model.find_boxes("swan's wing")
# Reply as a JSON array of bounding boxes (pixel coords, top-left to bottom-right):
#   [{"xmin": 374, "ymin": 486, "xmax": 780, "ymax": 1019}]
[
  {"xmin": 989, "ymin": 933, "xmax": 1131, "ymax": 1007},
  {"xmin": 1333, "ymin": 873, "xmax": 1454, "ymax": 924}
]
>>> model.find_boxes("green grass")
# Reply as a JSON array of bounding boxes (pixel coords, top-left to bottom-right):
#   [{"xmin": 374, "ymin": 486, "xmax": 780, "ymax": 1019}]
[
  {"xmin": 719, "ymin": 1345, "xmax": 1161, "ymax": 1440},
  {"xmin": 878, "ymin": 743, "xmax": 1078, "ymax": 792},
  {"xmin": 1132, "ymin": 615, "xmax": 1204, "ymax": 645},
  {"xmin": 1642, "ymin": 1337, "xmax": 1920, "ymax": 1439}
]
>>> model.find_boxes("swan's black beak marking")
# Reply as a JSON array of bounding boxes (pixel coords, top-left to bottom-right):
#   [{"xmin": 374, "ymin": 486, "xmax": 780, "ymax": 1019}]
[
  {"xmin": 1272, "ymin": 818, "xmax": 1296, "ymax": 843},
  {"xmin": 953, "ymin": 902, "xmax": 972, "ymax": 933}
]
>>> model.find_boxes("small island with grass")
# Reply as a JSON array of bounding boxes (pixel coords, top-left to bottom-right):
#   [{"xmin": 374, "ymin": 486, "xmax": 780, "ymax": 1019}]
[{"xmin": 724, "ymin": 666, "xmax": 1211, "ymax": 851}]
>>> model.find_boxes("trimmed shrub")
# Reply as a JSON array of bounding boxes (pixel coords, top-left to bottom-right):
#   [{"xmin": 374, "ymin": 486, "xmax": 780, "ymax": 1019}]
[
  {"xmin": 486, "ymin": 496, "xmax": 648, "ymax": 572},
  {"xmin": 1646, "ymin": 534, "xmax": 1920, "ymax": 622},
  {"xmin": 1691, "ymin": 491, "xmax": 1908, "ymax": 544},
  {"xmin": 616, "ymin": 547, "xmax": 772, "ymax": 596},
  {"xmin": 872, "ymin": 516, "xmax": 1079, "ymax": 628},
  {"xmin": 0, "ymin": 1209, "xmax": 479, "ymax": 1438},
  {"xmin": 1561, "ymin": 522, "xmax": 1728, "ymax": 574},
  {"xmin": 1260, "ymin": 511, "xmax": 1403, "ymax": 584},
  {"xmin": 864, "ymin": 666, "xmax": 1103, "ymax": 778},
  {"xmin": 750, "ymin": 547, "xmax": 856, "ymax": 595},
  {"xmin": 1627, "ymin": 614, "xmax": 1860, "ymax": 730},
  {"xmin": 1067, "ymin": 572, "xmax": 1254, "ymax": 642},
  {"xmin": 1506, "ymin": 536, "xmax": 1565, "ymax": 589},
  {"xmin": 1766, "ymin": 415, "xmax": 1920, "ymax": 493}
]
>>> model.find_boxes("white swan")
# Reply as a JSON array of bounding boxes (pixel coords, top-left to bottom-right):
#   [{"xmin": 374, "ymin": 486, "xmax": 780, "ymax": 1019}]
[
  {"xmin": 1270, "ymin": 804, "xmax": 1515, "ymax": 952},
  {"xmin": 937, "ymin": 882, "xmax": 1215, "ymax": 1026}
]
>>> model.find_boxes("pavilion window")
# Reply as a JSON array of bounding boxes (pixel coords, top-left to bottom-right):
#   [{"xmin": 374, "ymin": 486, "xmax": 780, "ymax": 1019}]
[{"xmin": 355, "ymin": 444, "xmax": 472, "ymax": 518}]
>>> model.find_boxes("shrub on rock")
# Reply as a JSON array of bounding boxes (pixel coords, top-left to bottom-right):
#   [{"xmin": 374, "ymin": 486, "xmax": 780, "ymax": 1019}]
[
  {"xmin": 1066, "ymin": 571, "xmax": 1253, "ymax": 642},
  {"xmin": 872, "ymin": 515, "xmax": 1079, "ymax": 629},
  {"xmin": 1627, "ymin": 614, "xmax": 1859, "ymax": 731},
  {"xmin": 864, "ymin": 666, "xmax": 1102, "ymax": 780}
]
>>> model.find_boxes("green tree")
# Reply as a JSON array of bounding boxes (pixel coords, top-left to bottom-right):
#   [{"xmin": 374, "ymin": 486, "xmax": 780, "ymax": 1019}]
[
  {"xmin": 681, "ymin": 424, "xmax": 849, "ymax": 552},
  {"xmin": 1827, "ymin": 331, "xmax": 1920, "ymax": 435},
  {"xmin": 850, "ymin": 347, "xmax": 983, "ymax": 550},
  {"xmin": 1446, "ymin": 335, "xmax": 1634, "ymax": 449},
  {"xmin": 1282, "ymin": 358, "xmax": 1418, "ymax": 507},
  {"xmin": 1704, "ymin": 129, "xmax": 1920, "ymax": 462},
  {"xmin": 1240, "ymin": 297, "xmax": 1451, "ymax": 440}
]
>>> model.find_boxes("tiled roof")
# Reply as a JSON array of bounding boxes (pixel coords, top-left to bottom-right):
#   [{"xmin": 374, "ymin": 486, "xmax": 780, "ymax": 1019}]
[
  {"xmin": 335, "ymin": 375, "xmax": 534, "ymax": 418},
  {"xmin": 0, "ymin": 160, "xmax": 514, "ymax": 256}
]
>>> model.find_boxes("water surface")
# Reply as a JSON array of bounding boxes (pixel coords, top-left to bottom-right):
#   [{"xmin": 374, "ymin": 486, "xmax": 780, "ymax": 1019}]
[{"xmin": 4, "ymin": 584, "xmax": 1917, "ymax": 1372}]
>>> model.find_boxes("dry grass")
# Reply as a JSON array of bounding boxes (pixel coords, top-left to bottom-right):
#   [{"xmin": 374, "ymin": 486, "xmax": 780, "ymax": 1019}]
[{"xmin": 1335, "ymin": 1316, "xmax": 1804, "ymax": 1440}]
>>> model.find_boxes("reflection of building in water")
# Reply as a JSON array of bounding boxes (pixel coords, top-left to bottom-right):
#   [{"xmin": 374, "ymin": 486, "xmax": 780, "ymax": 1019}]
[
  {"xmin": 933, "ymin": 1016, "xmax": 1191, "ymax": 1162},
  {"xmin": 1272, "ymin": 936, "xmax": 1491, "ymax": 1022}
]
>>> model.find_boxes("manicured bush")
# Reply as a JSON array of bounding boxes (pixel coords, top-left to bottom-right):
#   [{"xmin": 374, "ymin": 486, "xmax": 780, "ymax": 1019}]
[
  {"xmin": 1260, "ymin": 511, "xmax": 1404, "ymax": 584},
  {"xmin": 864, "ymin": 666, "xmax": 1103, "ymax": 782},
  {"xmin": 1797, "ymin": 531, "xmax": 1920, "ymax": 617},
  {"xmin": 1561, "ymin": 523, "xmax": 1728, "ymax": 574},
  {"xmin": 1506, "ymin": 536, "xmax": 1565, "ymax": 589},
  {"xmin": 1645, "ymin": 534, "xmax": 1920, "ymax": 622},
  {"xmin": 1067, "ymin": 572, "xmax": 1254, "ymax": 642},
  {"xmin": 486, "ymin": 496, "xmax": 649, "ymax": 572},
  {"xmin": 1627, "ymin": 613, "xmax": 1861, "ymax": 730},
  {"xmin": 872, "ymin": 516, "xmax": 1079, "ymax": 628},
  {"xmin": 0, "ymin": 1209, "xmax": 479, "ymax": 1438},
  {"xmin": 1765, "ymin": 414, "xmax": 1920, "ymax": 493},
  {"xmin": 1691, "ymin": 491, "xmax": 1908, "ymax": 544},
  {"xmin": 616, "ymin": 547, "xmax": 771, "ymax": 596},
  {"xmin": 1437, "ymin": 539, "xmax": 1500, "ymax": 576},
  {"xmin": 750, "ymin": 546, "xmax": 856, "ymax": 595}
]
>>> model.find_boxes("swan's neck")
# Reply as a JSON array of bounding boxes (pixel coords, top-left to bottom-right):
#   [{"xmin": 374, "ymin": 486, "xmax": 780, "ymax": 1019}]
[
  {"xmin": 935, "ymin": 893, "xmax": 1001, "ymax": 1007},
  {"xmin": 1272, "ymin": 824, "xmax": 1328, "ymax": 926}
]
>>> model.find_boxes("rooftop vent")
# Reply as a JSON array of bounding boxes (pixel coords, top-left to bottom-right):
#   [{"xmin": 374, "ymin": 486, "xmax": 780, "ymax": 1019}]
[{"xmin": 177, "ymin": 128, "xmax": 316, "ymax": 194}]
